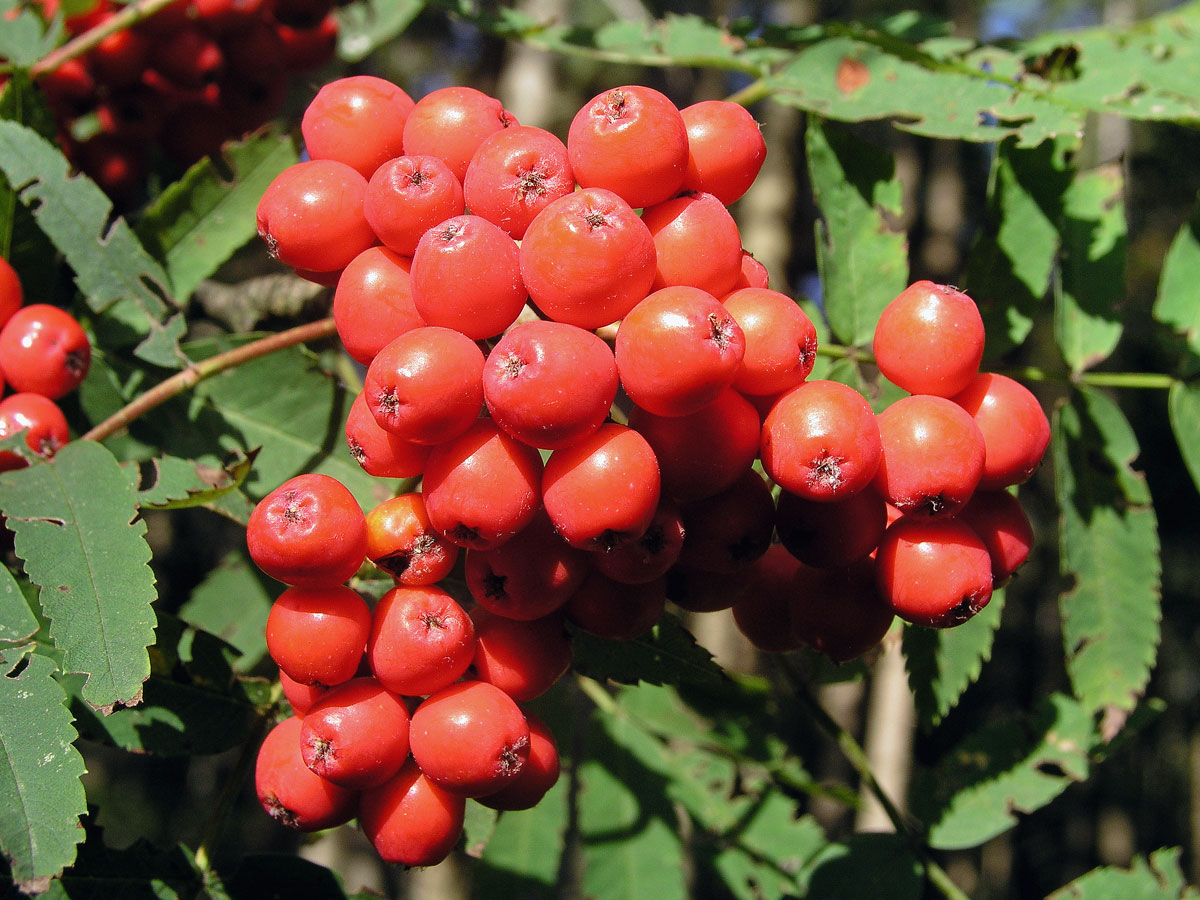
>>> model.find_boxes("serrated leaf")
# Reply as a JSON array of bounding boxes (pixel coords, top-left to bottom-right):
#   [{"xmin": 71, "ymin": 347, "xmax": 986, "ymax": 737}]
[
  {"xmin": 708, "ymin": 790, "xmax": 827, "ymax": 900},
  {"xmin": 135, "ymin": 133, "xmax": 299, "ymax": 303},
  {"xmin": 335, "ymin": 0, "xmax": 425, "ymax": 63},
  {"xmin": 768, "ymin": 36, "xmax": 1085, "ymax": 147},
  {"xmin": 913, "ymin": 692, "xmax": 1094, "ymax": 850},
  {"xmin": 1168, "ymin": 380, "xmax": 1200, "ymax": 497},
  {"xmin": 0, "ymin": 564, "xmax": 39, "ymax": 645},
  {"xmin": 64, "ymin": 616, "xmax": 261, "ymax": 756},
  {"xmin": 132, "ymin": 339, "xmax": 387, "ymax": 511},
  {"xmin": 1054, "ymin": 387, "xmax": 1160, "ymax": 717},
  {"xmin": 1055, "ymin": 163, "xmax": 1127, "ymax": 373},
  {"xmin": 0, "ymin": 440, "xmax": 157, "ymax": 712},
  {"xmin": 0, "ymin": 648, "xmax": 88, "ymax": 893},
  {"xmin": 475, "ymin": 779, "xmax": 569, "ymax": 897},
  {"xmin": 902, "ymin": 589, "xmax": 1006, "ymax": 729},
  {"xmin": 806, "ymin": 117, "xmax": 909, "ymax": 348},
  {"xmin": 0, "ymin": 3, "xmax": 60, "ymax": 67},
  {"xmin": 1047, "ymin": 846, "xmax": 1200, "ymax": 900},
  {"xmin": 0, "ymin": 120, "xmax": 184, "ymax": 368},
  {"xmin": 131, "ymin": 450, "xmax": 256, "ymax": 510},
  {"xmin": 178, "ymin": 551, "xmax": 275, "ymax": 673},
  {"xmin": 965, "ymin": 137, "xmax": 1072, "ymax": 357},
  {"xmin": 569, "ymin": 612, "xmax": 726, "ymax": 687},
  {"xmin": 577, "ymin": 712, "xmax": 688, "ymax": 900},
  {"xmin": 1153, "ymin": 194, "xmax": 1200, "ymax": 361}
]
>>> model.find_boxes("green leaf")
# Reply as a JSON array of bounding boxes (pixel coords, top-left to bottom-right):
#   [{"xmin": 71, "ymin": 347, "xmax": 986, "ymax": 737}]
[
  {"xmin": 0, "ymin": 120, "xmax": 184, "ymax": 368},
  {"xmin": 1055, "ymin": 163, "xmax": 1127, "ymax": 373},
  {"xmin": 800, "ymin": 832, "xmax": 923, "ymax": 900},
  {"xmin": 1047, "ymin": 847, "xmax": 1200, "ymax": 900},
  {"xmin": 902, "ymin": 589, "xmax": 1006, "ymax": 729},
  {"xmin": 577, "ymin": 712, "xmax": 688, "ymax": 900},
  {"xmin": 0, "ymin": 648, "xmax": 88, "ymax": 894},
  {"xmin": 178, "ymin": 551, "xmax": 275, "ymax": 673},
  {"xmin": 130, "ymin": 450, "xmax": 256, "ymax": 510},
  {"xmin": 0, "ymin": 3, "xmax": 59, "ymax": 67},
  {"xmin": 42, "ymin": 832, "xmax": 207, "ymax": 900},
  {"xmin": 806, "ymin": 117, "xmax": 909, "ymax": 348},
  {"xmin": 0, "ymin": 440, "xmax": 157, "ymax": 712},
  {"xmin": 474, "ymin": 778, "xmax": 570, "ymax": 898},
  {"xmin": 913, "ymin": 692, "xmax": 1095, "ymax": 850},
  {"xmin": 135, "ymin": 133, "xmax": 299, "ymax": 303},
  {"xmin": 335, "ymin": 0, "xmax": 425, "ymax": 63},
  {"xmin": 132, "ymin": 339, "xmax": 387, "ymax": 511},
  {"xmin": 64, "ymin": 615, "xmax": 263, "ymax": 756},
  {"xmin": 708, "ymin": 789, "xmax": 827, "ymax": 900},
  {"xmin": 0, "ymin": 564, "xmax": 39, "ymax": 645},
  {"xmin": 1168, "ymin": 380, "xmax": 1200, "ymax": 497},
  {"xmin": 1054, "ymin": 387, "xmax": 1161, "ymax": 718},
  {"xmin": 1153, "ymin": 194, "xmax": 1200, "ymax": 361},
  {"xmin": 767, "ymin": 36, "xmax": 1084, "ymax": 147},
  {"xmin": 569, "ymin": 612, "xmax": 726, "ymax": 687},
  {"xmin": 965, "ymin": 137, "xmax": 1073, "ymax": 357}
]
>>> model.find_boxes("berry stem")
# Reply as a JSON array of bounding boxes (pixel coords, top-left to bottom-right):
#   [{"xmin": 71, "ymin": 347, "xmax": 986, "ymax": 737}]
[
  {"xmin": 82, "ymin": 317, "xmax": 339, "ymax": 444},
  {"xmin": 784, "ymin": 665, "xmax": 974, "ymax": 900},
  {"xmin": 28, "ymin": 0, "xmax": 183, "ymax": 79}
]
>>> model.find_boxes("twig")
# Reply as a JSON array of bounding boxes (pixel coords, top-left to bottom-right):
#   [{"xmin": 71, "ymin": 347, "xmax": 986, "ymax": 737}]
[{"xmin": 82, "ymin": 318, "xmax": 338, "ymax": 443}]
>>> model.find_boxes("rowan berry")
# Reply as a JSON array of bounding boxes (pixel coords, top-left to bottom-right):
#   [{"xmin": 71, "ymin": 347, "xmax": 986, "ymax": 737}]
[
  {"xmin": 0, "ymin": 393, "xmax": 70, "ymax": 471},
  {"xmin": 300, "ymin": 676, "xmax": 412, "ymax": 790},
  {"xmin": 359, "ymin": 758, "xmax": 465, "ymax": 867},
  {"xmin": 873, "ymin": 281, "xmax": 985, "ymax": 397},
  {"xmin": 301, "ymin": 75, "xmax": 415, "ymax": 178},
  {"xmin": 0, "ymin": 304, "xmax": 91, "ymax": 400},
  {"xmin": 255, "ymin": 716, "xmax": 357, "ymax": 833},
  {"xmin": 367, "ymin": 584, "xmax": 476, "ymax": 697},
  {"xmin": 266, "ymin": 584, "xmax": 372, "ymax": 687}
]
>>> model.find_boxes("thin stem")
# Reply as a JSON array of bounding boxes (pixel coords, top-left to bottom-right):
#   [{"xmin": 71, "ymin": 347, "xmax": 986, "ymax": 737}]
[
  {"xmin": 82, "ymin": 318, "xmax": 338, "ymax": 444},
  {"xmin": 724, "ymin": 78, "xmax": 772, "ymax": 108},
  {"xmin": 29, "ymin": 0, "xmax": 182, "ymax": 78},
  {"xmin": 788, "ymin": 672, "xmax": 973, "ymax": 900}
]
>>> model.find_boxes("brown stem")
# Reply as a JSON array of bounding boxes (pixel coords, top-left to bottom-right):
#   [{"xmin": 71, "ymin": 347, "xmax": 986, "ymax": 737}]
[
  {"xmin": 82, "ymin": 318, "xmax": 338, "ymax": 443},
  {"xmin": 29, "ymin": 0, "xmax": 182, "ymax": 79}
]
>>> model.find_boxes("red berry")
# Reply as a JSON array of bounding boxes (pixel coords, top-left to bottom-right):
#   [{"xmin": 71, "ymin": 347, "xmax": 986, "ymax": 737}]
[
  {"xmin": 255, "ymin": 716, "xmax": 357, "ymax": 832},
  {"xmin": 873, "ymin": 394, "xmax": 986, "ymax": 518},
  {"xmin": 359, "ymin": 758, "xmax": 465, "ymax": 867},
  {"xmin": 679, "ymin": 100, "xmax": 766, "ymax": 205},
  {"xmin": 642, "ymin": 191, "xmax": 743, "ymax": 297},
  {"xmin": 759, "ymin": 380, "xmax": 882, "ymax": 502},
  {"xmin": 332, "ymin": 246, "xmax": 424, "ymax": 366},
  {"xmin": 477, "ymin": 710, "xmax": 561, "ymax": 811},
  {"xmin": 469, "ymin": 607, "xmax": 572, "ymax": 702},
  {"xmin": 402, "ymin": 86, "xmax": 517, "ymax": 183},
  {"xmin": 409, "ymin": 680, "xmax": 530, "ymax": 798},
  {"xmin": 950, "ymin": 372, "xmax": 1050, "ymax": 490},
  {"xmin": 266, "ymin": 584, "xmax": 371, "ymax": 687},
  {"xmin": 0, "ymin": 304, "xmax": 91, "ymax": 399},
  {"xmin": 957, "ymin": 489, "xmax": 1035, "ymax": 584},
  {"xmin": 463, "ymin": 124, "xmax": 575, "ymax": 240},
  {"xmin": 246, "ymin": 473, "xmax": 368, "ymax": 587},
  {"xmin": 565, "ymin": 569, "xmax": 667, "ymax": 640},
  {"xmin": 344, "ymin": 390, "xmax": 430, "ymax": 480},
  {"xmin": 591, "ymin": 498, "xmax": 685, "ymax": 585},
  {"xmin": 300, "ymin": 676, "xmax": 412, "ymax": 789},
  {"xmin": 775, "ymin": 486, "xmax": 888, "ymax": 570},
  {"xmin": 722, "ymin": 287, "xmax": 818, "ymax": 397},
  {"xmin": 368, "ymin": 584, "xmax": 476, "ymax": 697},
  {"xmin": 874, "ymin": 516, "xmax": 993, "ymax": 628},
  {"xmin": 791, "ymin": 559, "xmax": 894, "ymax": 662},
  {"xmin": 873, "ymin": 281, "xmax": 985, "ymax": 397},
  {"xmin": 542, "ymin": 422, "xmax": 661, "ymax": 551},
  {"xmin": 567, "ymin": 85, "xmax": 688, "ymax": 210},
  {"xmin": 616, "ymin": 286, "xmax": 746, "ymax": 418},
  {"xmin": 301, "ymin": 75, "xmax": 415, "ymax": 178},
  {"xmin": 0, "ymin": 393, "xmax": 70, "ymax": 471},
  {"xmin": 363, "ymin": 155, "xmax": 465, "ymax": 257}
]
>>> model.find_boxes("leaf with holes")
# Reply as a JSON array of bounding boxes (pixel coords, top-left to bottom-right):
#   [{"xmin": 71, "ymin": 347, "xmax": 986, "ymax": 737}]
[{"xmin": 0, "ymin": 440, "xmax": 157, "ymax": 712}]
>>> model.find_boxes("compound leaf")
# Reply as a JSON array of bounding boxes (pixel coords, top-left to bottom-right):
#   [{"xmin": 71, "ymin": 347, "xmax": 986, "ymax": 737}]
[
  {"xmin": 902, "ymin": 588, "xmax": 1006, "ymax": 730},
  {"xmin": 0, "ymin": 120, "xmax": 184, "ymax": 368},
  {"xmin": 135, "ymin": 132, "xmax": 298, "ymax": 303},
  {"xmin": 1054, "ymin": 387, "xmax": 1160, "ymax": 719},
  {"xmin": 912, "ymin": 692, "xmax": 1094, "ymax": 850},
  {"xmin": 0, "ymin": 440, "xmax": 157, "ymax": 713},
  {"xmin": 807, "ymin": 117, "xmax": 909, "ymax": 348},
  {"xmin": 1047, "ymin": 847, "xmax": 1200, "ymax": 900},
  {"xmin": 130, "ymin": 450, "xmax": 256, "ymax": 510},
  {"xmin": 1055, "ymin": 162, "xmax": 1127, "ymax": 373},
  {"xmin": 0, "ymin": 648, "xmax": 88, "ymax": 894},
  {"xmin": 569, "ymin": 612, "xmax": 726, "ymax": 687},
  {"xmin": 474, "ymin": 778, "xmax": 569, "ymax": 898}
]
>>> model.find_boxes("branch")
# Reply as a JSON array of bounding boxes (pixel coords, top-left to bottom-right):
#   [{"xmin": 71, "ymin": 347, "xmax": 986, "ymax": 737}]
[{"xmin": 82, "ymin": 318, "xmax": 338, "ymax": 443}]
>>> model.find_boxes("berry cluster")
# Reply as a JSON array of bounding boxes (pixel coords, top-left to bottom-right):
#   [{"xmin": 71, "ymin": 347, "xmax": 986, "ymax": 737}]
[
  {"xmin": 32, "ymin": 0, "xmax": 339, "ymax": 203},
  {"xmin": 0, "ymin": 255, "xmax": 90, "ymax": 471},
  {"xmin": 248, "ymin": 77, "xmax": 1050, "ymax": 861}
]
